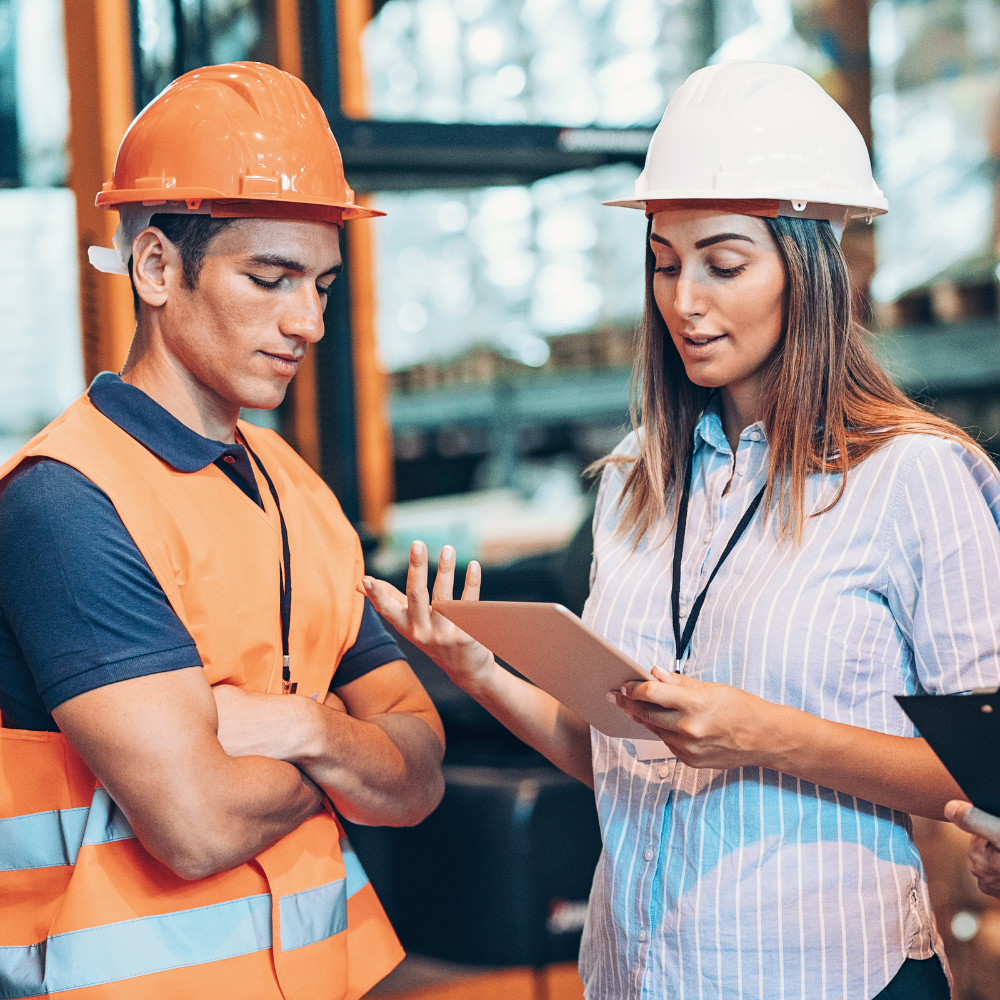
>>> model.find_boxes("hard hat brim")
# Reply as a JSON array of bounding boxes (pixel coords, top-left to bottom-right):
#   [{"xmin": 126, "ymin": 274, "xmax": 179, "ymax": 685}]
[
  {"xmin": 96, "ymin": 188, "xmax": 385, "ymax": 221},
  {"xmin": 602, "ymin": 196, "xmax": 888, "ymax": 218}
]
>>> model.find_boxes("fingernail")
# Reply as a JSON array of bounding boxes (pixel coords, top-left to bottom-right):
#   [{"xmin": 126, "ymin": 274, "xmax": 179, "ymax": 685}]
[
  {"xmin": 412, "ymin": 541, "xmax": 423, "ymax": 556},
  {"xmin": 362, "ymin": 577, "xmax": 373, "ymax": 592},
  {"xmin": 442, "ymin": 545, "xmax": 454, "ymax": 560},
  {"xmin": 470, "ymin": 560, "xmax": 480, "ymax": 572},
  {"xmin": 621, "ymin": 685, "xmax": 628, "ymax": 695},
  {"xmin": 606, "ymin": 692, "xmax": 617, "ymax": 704}
]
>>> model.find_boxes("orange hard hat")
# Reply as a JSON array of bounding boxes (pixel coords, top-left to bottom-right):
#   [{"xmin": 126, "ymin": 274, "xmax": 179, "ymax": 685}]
[{"xmin": 95, "ymin": 61, "xmax": 382, "ymax": 225}]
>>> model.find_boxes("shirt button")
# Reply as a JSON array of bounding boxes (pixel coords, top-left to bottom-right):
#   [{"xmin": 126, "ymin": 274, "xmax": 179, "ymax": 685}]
[
  {"xmin": 658, "ymin": 764, "xmax": 670, "ymax": 778},
  {"xmin": 644, "ymin": 848, "xmax": 654, "ymax": 861},
  {"xmin": 702, "ymin": 532, "xmax": 711, "ymax": 543},
  {"xmin": 750, "ymin": 431, "xmax": 761, "ymax": 442},
  {"xmin": 638, "ymin": 929, "xmax": 647, "ymax": 942},
  {"xmin": 737, "ymin": 464, "xmax": 747, "ymax": 476},
  {"xmin": 678, "ymin": 605, "xmax": 687, "ymax": 617},
  {"xmin": 223, "ymin": 455, "xmax": 236, "ymax": 464}
]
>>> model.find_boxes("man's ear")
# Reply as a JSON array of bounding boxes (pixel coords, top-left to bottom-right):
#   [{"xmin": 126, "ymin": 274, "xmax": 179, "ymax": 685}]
[{"xmin": 132, "ymin": 227, "xmax": 180, "ymax": 308}]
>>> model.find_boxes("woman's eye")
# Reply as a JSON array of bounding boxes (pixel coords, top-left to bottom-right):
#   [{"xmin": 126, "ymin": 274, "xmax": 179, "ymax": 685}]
[
  {"xmin": 654, "ymin": 263, "xmax": 679, "ymax": 275},
  {"xmin": 248, "ymin": 274, "xmax": 283, "ymax": 289},
  {"xmin": 709, "ymin": 264, "xmax": 747, "ymax": 278}
]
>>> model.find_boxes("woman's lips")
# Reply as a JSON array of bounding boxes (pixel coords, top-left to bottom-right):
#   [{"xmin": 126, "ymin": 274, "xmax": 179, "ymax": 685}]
[{"xmin": 679, "ymin": 333, "xmax": 726, "ymax": 359}]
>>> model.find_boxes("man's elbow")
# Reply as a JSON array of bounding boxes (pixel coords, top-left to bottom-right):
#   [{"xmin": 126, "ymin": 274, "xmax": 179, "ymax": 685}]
[
  {"xmin": 138, "ymin": 822, "xmax": 244, "ymax": 881},
  {"xmin": 391, "ymin": 767, "xmax": 446, "ymax": 827}
]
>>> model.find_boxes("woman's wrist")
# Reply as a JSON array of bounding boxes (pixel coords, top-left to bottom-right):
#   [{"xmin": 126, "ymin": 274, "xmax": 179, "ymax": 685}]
[{"xmin": 750, "ymin": 700, "xmax": 812, "ymax": 772}]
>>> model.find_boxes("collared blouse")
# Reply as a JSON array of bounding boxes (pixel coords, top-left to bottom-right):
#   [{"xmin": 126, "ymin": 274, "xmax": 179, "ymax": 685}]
[{"xmin": 580, "ymin": 403, "xmax": 1000, "ymax": 999}]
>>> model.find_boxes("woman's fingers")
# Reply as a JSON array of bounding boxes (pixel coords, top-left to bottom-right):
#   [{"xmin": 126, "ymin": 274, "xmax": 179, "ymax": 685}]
[
  {"xmin": 461, "ymin": 560, "xmax": 483, "ymax": 601},
  {"xmin": 405, "ymin": 541, "xmax": 432, "ymax": 631},
  {"xmin": 360, "ymin": 577, "xmax": 409, "ymax": 631},
  {"xmin": 946, "ymin": 800, "xmax": 1000, "ymax": 847},
  {"xmin": 431, "ymin": 545, "xmax": 456, "ymax": 604}
]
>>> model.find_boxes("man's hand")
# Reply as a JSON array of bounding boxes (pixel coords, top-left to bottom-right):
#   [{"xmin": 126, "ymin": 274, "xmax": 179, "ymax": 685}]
[
  {"xmin": 213, "ymin": 662, "xmax": 446, "ymax": 828},
  {"xmin": 945, "ymin": 800, "xmax": 1000, "ymax": 898}
]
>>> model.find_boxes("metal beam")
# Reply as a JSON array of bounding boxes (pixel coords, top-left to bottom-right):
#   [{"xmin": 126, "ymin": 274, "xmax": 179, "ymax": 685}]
[{"xmin": 64, "ymin": 0, "xmax": 136, "ymax": 382}]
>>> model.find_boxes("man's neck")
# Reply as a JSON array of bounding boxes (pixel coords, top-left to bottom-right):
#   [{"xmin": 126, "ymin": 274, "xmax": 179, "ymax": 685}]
[{"xmin": 121, "ymin": 348, "xmax": 240, "ymax": 444}]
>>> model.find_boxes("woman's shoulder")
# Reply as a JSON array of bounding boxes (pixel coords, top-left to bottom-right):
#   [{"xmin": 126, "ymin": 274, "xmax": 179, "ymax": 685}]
[{"xmin": 862, "ymin": 430, "xmax": 1000, "ymax": 503}]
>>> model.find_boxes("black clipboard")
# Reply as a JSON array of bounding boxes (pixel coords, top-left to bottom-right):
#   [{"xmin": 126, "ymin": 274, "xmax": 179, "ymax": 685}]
[{"xmin": 896, "ymin": 690, "xmax": 1000, "ymax": 815}]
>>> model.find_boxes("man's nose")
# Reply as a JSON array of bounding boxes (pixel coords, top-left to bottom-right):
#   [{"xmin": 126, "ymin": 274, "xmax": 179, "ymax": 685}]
[{"xmin": 280, "ymin": 286, "xmax": 326, "ymax": 344}]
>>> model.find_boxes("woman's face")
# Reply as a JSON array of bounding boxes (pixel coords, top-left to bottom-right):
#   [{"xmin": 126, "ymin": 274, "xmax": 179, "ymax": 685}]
[{"xmin": 650, "ymin": 209, "xmax": 786, "ymax": 393}]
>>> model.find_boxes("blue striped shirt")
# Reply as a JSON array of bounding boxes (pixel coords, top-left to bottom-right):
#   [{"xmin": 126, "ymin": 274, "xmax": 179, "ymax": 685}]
[{"xmin": 580, "ymin": 402, "xmax": 1000, "ymax": 999}]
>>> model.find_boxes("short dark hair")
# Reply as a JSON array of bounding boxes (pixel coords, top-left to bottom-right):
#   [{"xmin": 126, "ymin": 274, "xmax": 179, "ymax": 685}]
[{"xmin": 129, "ymin": 214, "xmax": 240, "ymax": 312}]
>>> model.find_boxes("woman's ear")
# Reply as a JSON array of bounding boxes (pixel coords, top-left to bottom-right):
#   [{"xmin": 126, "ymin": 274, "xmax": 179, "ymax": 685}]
[{"xmin": 131, "ymin": 227, "xmax": 177, "ymax": 309}]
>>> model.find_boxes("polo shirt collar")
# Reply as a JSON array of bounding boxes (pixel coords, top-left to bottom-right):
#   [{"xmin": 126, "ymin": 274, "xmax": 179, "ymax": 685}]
[{"xmin": 88, "ymin": 371, "xmax": 245, "ymax": 472}]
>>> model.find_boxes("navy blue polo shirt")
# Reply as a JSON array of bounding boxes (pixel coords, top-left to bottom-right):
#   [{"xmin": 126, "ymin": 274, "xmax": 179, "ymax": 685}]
[{"xmin": 0, "ymin": 373, "xmax": 404, "ymax": 732}]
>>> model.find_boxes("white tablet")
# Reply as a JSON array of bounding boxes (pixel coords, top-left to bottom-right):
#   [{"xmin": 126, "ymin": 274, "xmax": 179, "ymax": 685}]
[{"xmin": 431, "ymin": 600, "xmax": 665, "ymax": 745}]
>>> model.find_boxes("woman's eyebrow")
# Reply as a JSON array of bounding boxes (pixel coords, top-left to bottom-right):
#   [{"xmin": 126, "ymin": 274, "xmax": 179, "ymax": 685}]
[
  {"xmin": 694, "ymin": 233, "xmax": 755, "ymax": 249},
  {"xmin": 650, "ymin": 233, "xmax": 671, "ymax": 247}
]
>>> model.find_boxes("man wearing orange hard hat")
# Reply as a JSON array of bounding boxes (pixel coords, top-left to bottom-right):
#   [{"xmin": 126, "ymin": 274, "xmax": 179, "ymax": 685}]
[{"xmin": 0, "ymin": 62, "xmax": 444, "ymax": 999}]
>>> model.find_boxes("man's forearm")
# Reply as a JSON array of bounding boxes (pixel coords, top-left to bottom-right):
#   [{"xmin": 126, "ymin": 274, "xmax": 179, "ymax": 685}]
[
  {"xmin": 175, "ymin": 755, "xmax": 323, "ymax": 878},
  {"xmin": 290, "ymin": 702, "xmax": 445, "ymax": 826}
]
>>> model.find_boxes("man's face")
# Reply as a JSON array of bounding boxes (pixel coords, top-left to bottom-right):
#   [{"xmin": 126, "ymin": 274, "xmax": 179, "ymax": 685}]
[{"xmin": 157, "ymin": 218, "xmax": 342, "ymax": 412}]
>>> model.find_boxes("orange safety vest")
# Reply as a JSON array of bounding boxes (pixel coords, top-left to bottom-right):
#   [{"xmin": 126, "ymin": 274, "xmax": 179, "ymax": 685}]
[{"xmin": 0, "ymin": 392, "xmax": 404, "ymax": 999}]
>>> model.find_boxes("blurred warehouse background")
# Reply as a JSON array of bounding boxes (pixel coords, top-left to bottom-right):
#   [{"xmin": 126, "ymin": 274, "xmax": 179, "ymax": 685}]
[{"xmin": 4, "ymin": 0, "xmax": 1000, "ymax": 996}]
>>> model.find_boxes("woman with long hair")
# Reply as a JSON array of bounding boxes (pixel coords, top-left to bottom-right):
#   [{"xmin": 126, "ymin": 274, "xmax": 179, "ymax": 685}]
[{"xmin": 364, "ymin": 62, "xmax": 1000, "ymax": 998}]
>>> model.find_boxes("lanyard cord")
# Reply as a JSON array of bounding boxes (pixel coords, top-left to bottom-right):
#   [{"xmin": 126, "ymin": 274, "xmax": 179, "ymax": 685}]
[
  {"xmin": 242, "ymin": 438, "xmax": 295, "ymax": 695},
  {"xmin": 671, "ymin": 450, "xmax": 766, "ymax": 672}
]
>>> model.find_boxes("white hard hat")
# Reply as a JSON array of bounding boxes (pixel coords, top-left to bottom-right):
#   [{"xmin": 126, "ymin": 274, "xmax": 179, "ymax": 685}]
[{"xmin": 604, "ymin": 60, "xmax": 887, "ymax": 238}]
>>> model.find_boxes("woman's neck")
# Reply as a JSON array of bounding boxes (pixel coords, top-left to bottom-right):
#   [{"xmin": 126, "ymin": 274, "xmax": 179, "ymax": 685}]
[{"xmin": 719, "ymin": 376, "xmax": 763, "ymax": 454}]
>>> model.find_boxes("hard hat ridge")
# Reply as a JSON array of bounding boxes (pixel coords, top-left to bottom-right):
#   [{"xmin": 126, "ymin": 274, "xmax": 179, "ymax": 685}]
[{"xmin": 604, "ymin": 60, "xmax": 887, "ymax": 241}]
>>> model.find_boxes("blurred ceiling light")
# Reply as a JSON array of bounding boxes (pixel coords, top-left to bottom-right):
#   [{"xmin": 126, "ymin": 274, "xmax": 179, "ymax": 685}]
[
  {"xmin": 397, "ymin": 302, "xmax": 430, "ymax": 333},
  {"xmin": 467, "ymin": 25, "xmax": 505, "ymax": 65},
  {"xmin": 495, "ymin": 64, "xmax": 527, "ymax": 98},
  {"xmin": 438, "ymin": 200, "xmax": 469, "ymax": 232}
]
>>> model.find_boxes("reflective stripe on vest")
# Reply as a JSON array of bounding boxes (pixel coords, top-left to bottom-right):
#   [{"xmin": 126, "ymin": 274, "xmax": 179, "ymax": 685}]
[
  {"xmin": 0, "ymin": 789, "xmax": 134, "ymax": 871},
  {"xmin": 0, "ymin": 808, "xmax": 371, "ymax": 998}
]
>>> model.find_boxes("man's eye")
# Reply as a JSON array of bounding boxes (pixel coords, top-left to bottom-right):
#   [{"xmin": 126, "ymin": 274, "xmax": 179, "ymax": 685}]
[
  {"xmin": 248, "ymin": 275, "xmax": 283, "ymax": 289},
  {"xmin": 317, "ymin": 284, "xmax": 333, "ymax": 296}
]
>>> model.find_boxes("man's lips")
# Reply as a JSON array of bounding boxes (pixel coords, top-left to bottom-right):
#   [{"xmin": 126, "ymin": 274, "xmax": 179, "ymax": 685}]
[{"xmin": 259, "ymin": 350, "xmax": 305, "ymax": 374}]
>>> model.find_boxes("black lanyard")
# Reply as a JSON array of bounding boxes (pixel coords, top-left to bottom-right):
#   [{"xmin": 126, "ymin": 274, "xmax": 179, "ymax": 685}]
[
  {"xmin": 242, "ymin": 438, "xmax": 295, "ymax": 695},
  {"xmin": 671, "ymin": 451, "xmax": 766, "ymax": 671}
]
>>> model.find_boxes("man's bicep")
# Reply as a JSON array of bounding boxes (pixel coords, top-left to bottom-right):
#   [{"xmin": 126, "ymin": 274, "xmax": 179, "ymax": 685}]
[
  {"xmin": 0, "ymin": 459, "xmax": 202, "ymax": 721},
  {"xmin": 334, "ymin": 660, "xmax": 444, "ymax": 747},
  {"xmin": 52, "ymin": 667, "xmax": 223, "ymax": 854}
]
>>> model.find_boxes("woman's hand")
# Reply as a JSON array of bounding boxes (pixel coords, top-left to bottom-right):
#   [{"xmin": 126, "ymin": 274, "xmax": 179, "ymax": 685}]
[
  {"xmin": 612, "ymin": 665, "xmax": 780, "ymax": 769},
  {"xmin": 945, "ymin": 800, "xmax": 1000, "ymax": 899},
  {"xmin": 360, "ymin": 542, "xmax": 499, "ymax": 694}
]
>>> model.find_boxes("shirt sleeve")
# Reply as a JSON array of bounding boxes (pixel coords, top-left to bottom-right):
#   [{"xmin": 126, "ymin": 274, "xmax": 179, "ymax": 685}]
[
  {"xmin": 331, "ymin": 599, "xmax": 406, "ymax": 690},
  {"xmin": 883, "ymin": 436, "xmax": 1000, "ymax": 694},
  {"xmin": 0, "ymin": 459, "xmax": 202, "ymax": 716}
]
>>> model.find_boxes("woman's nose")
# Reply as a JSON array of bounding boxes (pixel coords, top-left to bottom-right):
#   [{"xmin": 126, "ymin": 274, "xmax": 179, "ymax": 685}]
[{"xmin": 674, "ymin": 276, "xmax": 705, "ymax": 320}]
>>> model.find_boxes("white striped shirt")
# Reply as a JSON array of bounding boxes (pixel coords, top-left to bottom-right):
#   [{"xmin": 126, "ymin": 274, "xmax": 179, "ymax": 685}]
[{"xmin": 580, "ymin": 402, "xmax": 1000, "ymax": 999}]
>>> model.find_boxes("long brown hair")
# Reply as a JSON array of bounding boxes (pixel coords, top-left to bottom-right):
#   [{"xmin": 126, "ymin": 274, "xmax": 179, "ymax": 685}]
[{"xmin": 595, "ymin": 213, "xmax": 993, "ymax": 543}]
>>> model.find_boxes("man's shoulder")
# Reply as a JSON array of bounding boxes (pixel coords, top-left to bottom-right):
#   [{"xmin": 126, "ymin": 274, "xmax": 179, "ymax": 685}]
[{"xmin": 0, "ymin": 457, "xmax": 108, "ymax": 520}]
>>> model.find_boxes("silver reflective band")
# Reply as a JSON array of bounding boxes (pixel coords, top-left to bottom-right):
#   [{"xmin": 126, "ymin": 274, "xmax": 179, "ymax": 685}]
[
  {"xmin": 0, "ymin": 788, "xmax": 135, "ymax": 872},
  {"xmin": 0, "ymin": 893, "xmax": 272, "ymax": 999}
]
